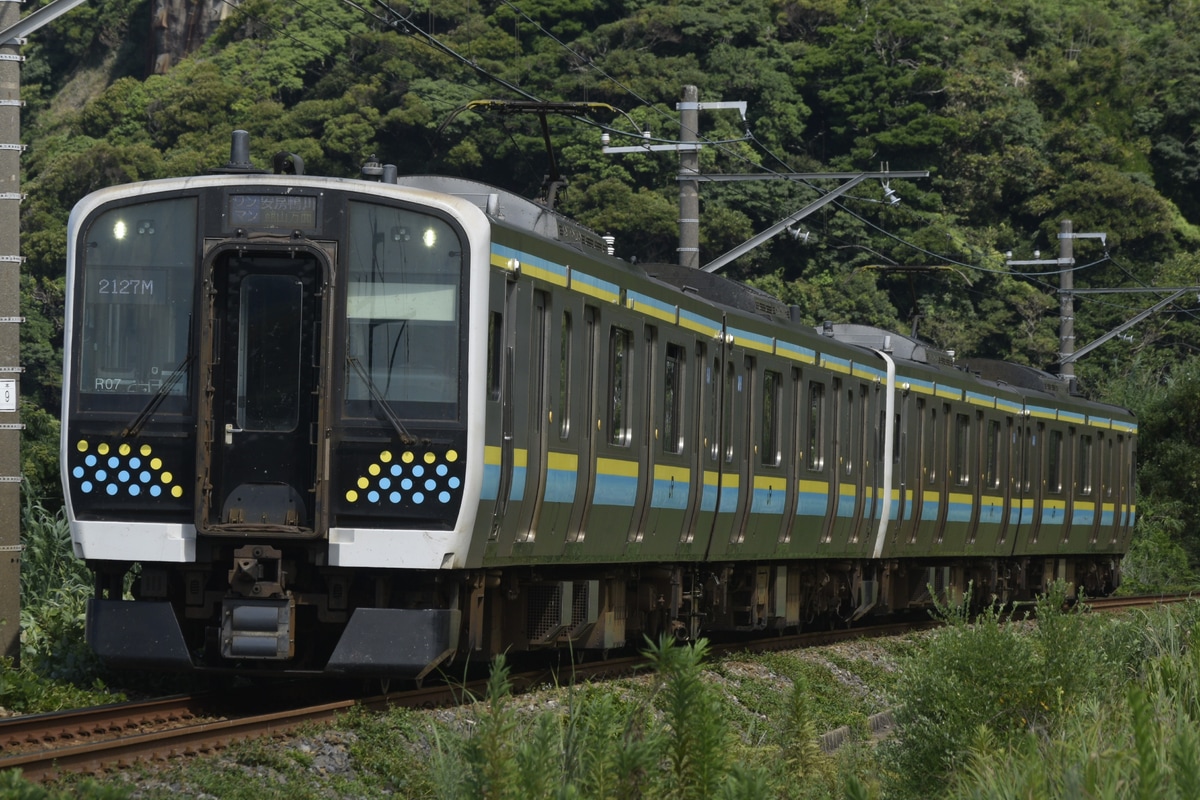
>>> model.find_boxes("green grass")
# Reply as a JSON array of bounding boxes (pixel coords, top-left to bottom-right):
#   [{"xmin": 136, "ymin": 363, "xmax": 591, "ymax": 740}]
[
  {"xmin": 14, "ymin": 485, "xmax": 1200, "ymax": 799},
  {"xmin": 13, "ymin": 599, "xmax": 1200, "ymax": 800}
]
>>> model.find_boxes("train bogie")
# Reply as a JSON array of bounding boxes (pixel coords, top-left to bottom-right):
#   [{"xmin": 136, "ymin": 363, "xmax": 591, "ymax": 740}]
[{"xmin": 62, "ymin": 133, "xmax": 1136, "ymax": 679}]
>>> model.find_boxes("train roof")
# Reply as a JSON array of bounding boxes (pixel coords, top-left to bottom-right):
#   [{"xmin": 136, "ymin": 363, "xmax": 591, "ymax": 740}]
[
  {"xmin": 393, "ymin": 175, "xmax": 797, "ymax": 323},
  {"xmin": 642, "ymin": 261, "xmax": 790, "ymax": 321},
  {"xmin": 389, "ymin": 174, "xmax": 1126, "ymax": 416},
  {"xmin": 819, "ymin": 323, "xmax": 1075, "ymax": 398},
  {"xmin": 392, "ymin": 176, "xmax": 612, "ymax": 256},
  {"xmin": 815, "ymin": 323, "xmax": 956, "ymax": 368}
]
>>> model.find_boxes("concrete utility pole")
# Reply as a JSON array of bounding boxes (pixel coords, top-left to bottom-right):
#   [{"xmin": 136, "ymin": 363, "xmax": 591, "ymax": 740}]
[
  {"xmin": 0, "ymin": 0, "xmax": 22, "ymax": 664},
  {"xmin": 1007, "ymin": 221, "xmax": 1113, "ymax": 377},
  {"xmin": 0, "ymin": 0, "xmax": 92, "ymax": 664},
  {"xmin": 678, "ymin": 85, "xmax": 700, "ymax": 268},
  {"xmin": 602, "ymin": 85, "xmax": 746, "ymax": 267},
  {"xmin": 1059, "ymin": 219, "xmax": 1075, "ymax": 381}
]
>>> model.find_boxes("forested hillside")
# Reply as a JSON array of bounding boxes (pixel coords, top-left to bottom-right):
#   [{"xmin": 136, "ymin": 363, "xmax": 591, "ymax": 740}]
[{"xmin": 18, "ymin": 0, "xmax": 1200, "ymax": 580}]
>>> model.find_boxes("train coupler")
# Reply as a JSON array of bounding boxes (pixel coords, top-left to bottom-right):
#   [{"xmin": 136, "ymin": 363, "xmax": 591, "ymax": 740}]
[{"xmin": 228, "ymin": 544, "xmax": 286, "ymax": 597}]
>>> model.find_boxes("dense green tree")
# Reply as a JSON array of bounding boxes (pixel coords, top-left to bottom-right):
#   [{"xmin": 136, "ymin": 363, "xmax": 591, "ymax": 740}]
[{"xmin": 12, "ymin": 0, "xmax": 1200, "ymax": 577}]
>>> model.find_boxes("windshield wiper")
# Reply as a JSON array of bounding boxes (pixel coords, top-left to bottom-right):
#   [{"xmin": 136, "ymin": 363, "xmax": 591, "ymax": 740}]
[
  {"xmin": 122, "ymin": 352, "xmax": 194, "ymax": 438},
  {"xmin": 347, "ymin": 355, "xmax": 417, "ymax": 445}
]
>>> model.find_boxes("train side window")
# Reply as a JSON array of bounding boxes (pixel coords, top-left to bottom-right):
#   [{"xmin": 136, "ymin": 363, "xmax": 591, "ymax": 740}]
[
  {"xmin": 558, "ymin": 311, "xmax": 571, "ymax": 438},
  {"xmin": 724, "ymin": 360, "xmax": 736, "ymax": 462},
  {"xmin": 807, "ymin": 382, "xmax": 825, "ymax": 471},
  {"xmin": 663, "ymin": 343, "xmax": 685, "ymax": 454},
  {"xmin": 1078, "ymin": 434, "xmax": 1093, "ymax": 495},
  {"xmin": 608, "ymin": 326, "xmax": 632, "ymax": 446},
  {"xmin": 532, "ymin": 293, "xmax": 550, "ymax": 436},
  {"xmin": 877, "ymin": 397, "xmax": 894, "ymax": 467},
  {"xmin": 707, "ymin": 358, "xmax": 720, "ymax": 460},
  {"xmin": 487, "ymin": 312, "xmax": 502, "ymax": 400},
  {"xmin": 1105, "ymin": 438, "xmax": 1113, "ymax": 498},
  {"xmin": 893, "ymin": 410, "xmax": 902, "ymax": 463},
  {"xmin": 954, "ymin": 413, "xmax": 970, "ymax": 486},
  {"xmin": 792, "ymin": 368, "xmax": 803, "ymax": 465},
  {"xmin": 693, "ymin": 344, "xmax": 707, "ymax": 465},
  {"xmin": 985, "ymin": 419, "xmax": 1001, "ymax": 489},
  {"xmin": 843, "ymin": 387, "xmax": 860, "ymax": 477},
  {"xmin": 1021, "ymin": 427, "xmax": 1033, "ymax": 493},
  {"xmin": 585, "ymin": 306, "xmax": 598, "ymax": 419},
  {"xmin": 761, "ymin": 369, "xmax": 782, "ymax": 466},
  {"xmin": 1048, "ymin": 429, "xmax": 1063, "ymax": 493},
  {"xmin": 927, "ymin": 405, "xmax": 939, "ymax": 484}
]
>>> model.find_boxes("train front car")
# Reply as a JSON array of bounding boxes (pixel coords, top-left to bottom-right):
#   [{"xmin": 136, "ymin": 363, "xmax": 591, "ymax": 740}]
[{"xmin": 62, "ymin": 160, "xmax": 490, "ymax": 678}]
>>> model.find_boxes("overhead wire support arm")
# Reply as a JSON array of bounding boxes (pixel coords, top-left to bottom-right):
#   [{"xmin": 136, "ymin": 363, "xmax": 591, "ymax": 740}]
[
  {"xmin": 692, "ymin": 171, "xmax": 928, "ymax": 182},
  {"xmin": 701, "ymin": 170, "xmax": 929, "ymax": 274},
  {"xmin": 0, "ymin": 0, "xmax": 90, "ymax": 45},
  {"xmin": 1061, "ymin": 287, "xmax": 1195, "ymax": 365}
]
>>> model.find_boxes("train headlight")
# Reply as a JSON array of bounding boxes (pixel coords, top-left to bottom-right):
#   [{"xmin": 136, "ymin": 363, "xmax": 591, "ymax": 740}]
[
  {"xmin": 423, "ymin": 228, "xmax": 437, "ymax": 248},
  {"xmin": 113, "ymin": 220, "xmax": 127, "ymax": 240}
]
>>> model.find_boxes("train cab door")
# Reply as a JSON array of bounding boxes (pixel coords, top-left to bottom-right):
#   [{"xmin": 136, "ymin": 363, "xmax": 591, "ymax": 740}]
[{"xmin": 197, "ymin": 244, "xmax": 332, "ymax": 536}]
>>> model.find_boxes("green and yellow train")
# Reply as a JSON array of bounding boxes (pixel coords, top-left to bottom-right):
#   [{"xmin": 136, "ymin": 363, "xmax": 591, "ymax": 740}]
[{"xmin": 62, "ymin": 133, "xmax": 1136, "ymax": 678}]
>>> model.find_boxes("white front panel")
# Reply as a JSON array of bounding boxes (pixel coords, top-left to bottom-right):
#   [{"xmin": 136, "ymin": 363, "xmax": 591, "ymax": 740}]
[
  {"xmin": 327, "ymin": 526, "xmax": 475, "ymax": 569},
  {"xmin": 72, "ymin": 520, "xmax": 196, "ymax": 562}
]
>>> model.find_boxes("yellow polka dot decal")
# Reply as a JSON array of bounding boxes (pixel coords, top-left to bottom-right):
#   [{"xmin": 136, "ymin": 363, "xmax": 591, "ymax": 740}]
[
  {"xmin": 68, "ymin": 440, "xmax": 185, "ymax": 501},
  {"xmin": 344, "ymin": 447, "xmax": 465, "ymax": 508}
]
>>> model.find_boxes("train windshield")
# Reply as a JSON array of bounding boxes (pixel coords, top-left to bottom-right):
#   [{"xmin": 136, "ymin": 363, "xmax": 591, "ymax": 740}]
[
  {"xmin": 76, "ymin": 197, "xmax": 197, "ymax": 413},
  {"xmin": 344, "ymin": 201, "xmax": 463, "ymax": 422}
]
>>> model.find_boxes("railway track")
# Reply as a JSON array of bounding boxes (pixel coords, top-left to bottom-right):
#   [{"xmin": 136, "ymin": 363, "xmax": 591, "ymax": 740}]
[
  {"xmin": 0, "ymin": 625, "xmax": 910, "ymax": 782},
  {"xmin": 1, "ymin": 594, "xmax": 1189, "ymax": 784},
  {"xmin": 1085, "ymin": 593, "xmax": 1194, "ymax": 612}
]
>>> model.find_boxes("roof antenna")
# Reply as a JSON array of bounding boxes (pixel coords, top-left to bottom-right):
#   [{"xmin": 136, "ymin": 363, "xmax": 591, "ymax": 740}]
[{"xmin": 211, "ymin": 130, "xmax": 266, "ymax": 174}]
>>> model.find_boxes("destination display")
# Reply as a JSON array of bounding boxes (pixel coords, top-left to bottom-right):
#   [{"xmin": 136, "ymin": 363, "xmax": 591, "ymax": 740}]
[{"xmin": 228, "ymin": 194, "xmax": 318, "ymax": 229}]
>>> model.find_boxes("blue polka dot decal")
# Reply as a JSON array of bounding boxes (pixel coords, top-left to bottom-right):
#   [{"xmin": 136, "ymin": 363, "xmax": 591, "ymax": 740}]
[
  {"xmin": 345, "ymin": 448, "xmax": 464, "ymax": 509},
  {"xmin": 71, "ymin": 440, "xmax": 184, "ymax": 500}
]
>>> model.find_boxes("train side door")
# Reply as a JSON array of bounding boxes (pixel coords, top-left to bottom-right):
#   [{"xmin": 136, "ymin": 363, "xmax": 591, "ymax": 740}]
[
  {"xmin": 1011, "ymin": 418, "xmax": 1043, "ymax": 549},
  {"xmin": 995, "ymin": 416, "xmax": 1014, "ymax": 551},
  {"xmin": 1114, "ymin": 434, "xmax": 1134, "ymax": 548},
  {"xmin": 884, "ymin": 390, "xmax": 912, "ymax": 554},
  {"xmin": 1091, "ymin": 432, "xmax": 1109, "ymax": 547},
  {"xmin": 564, "ymin": 306, "xmax": 599, "ymax": 546},
  {"xmin": 640, "ymin": 338, "xmax": 694, "ymax": 556},
  {"xmin": 892, "ymin": 394, "xmax": 922, "ymax": 550},
  {"xmin": 962, "ymin": 411, "xmax": 984, "ymax": 549},
  {"xmin": 703, "ymin": 349, "xmax": 748, "ymax": 557},
  {"xmin": 817, "ymin": 378, "xmax": 843, "ymax": 547},
  {"xmin": 517, "ymin": 290, "xmax": 551, "ymax": 550},
  {"xmin": 1028, "ymin": 422, "xmax": 1046, "ymax": 546},
  {"xmin": 197, "ymin": 245, "xmax": 331, "ymax": 535}
]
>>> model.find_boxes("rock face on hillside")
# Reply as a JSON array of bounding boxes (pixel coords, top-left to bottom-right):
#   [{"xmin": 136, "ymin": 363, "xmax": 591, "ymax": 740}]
[{"xmin": 150, "ymin": 0, "xmax": 233, "ymax": 74}]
